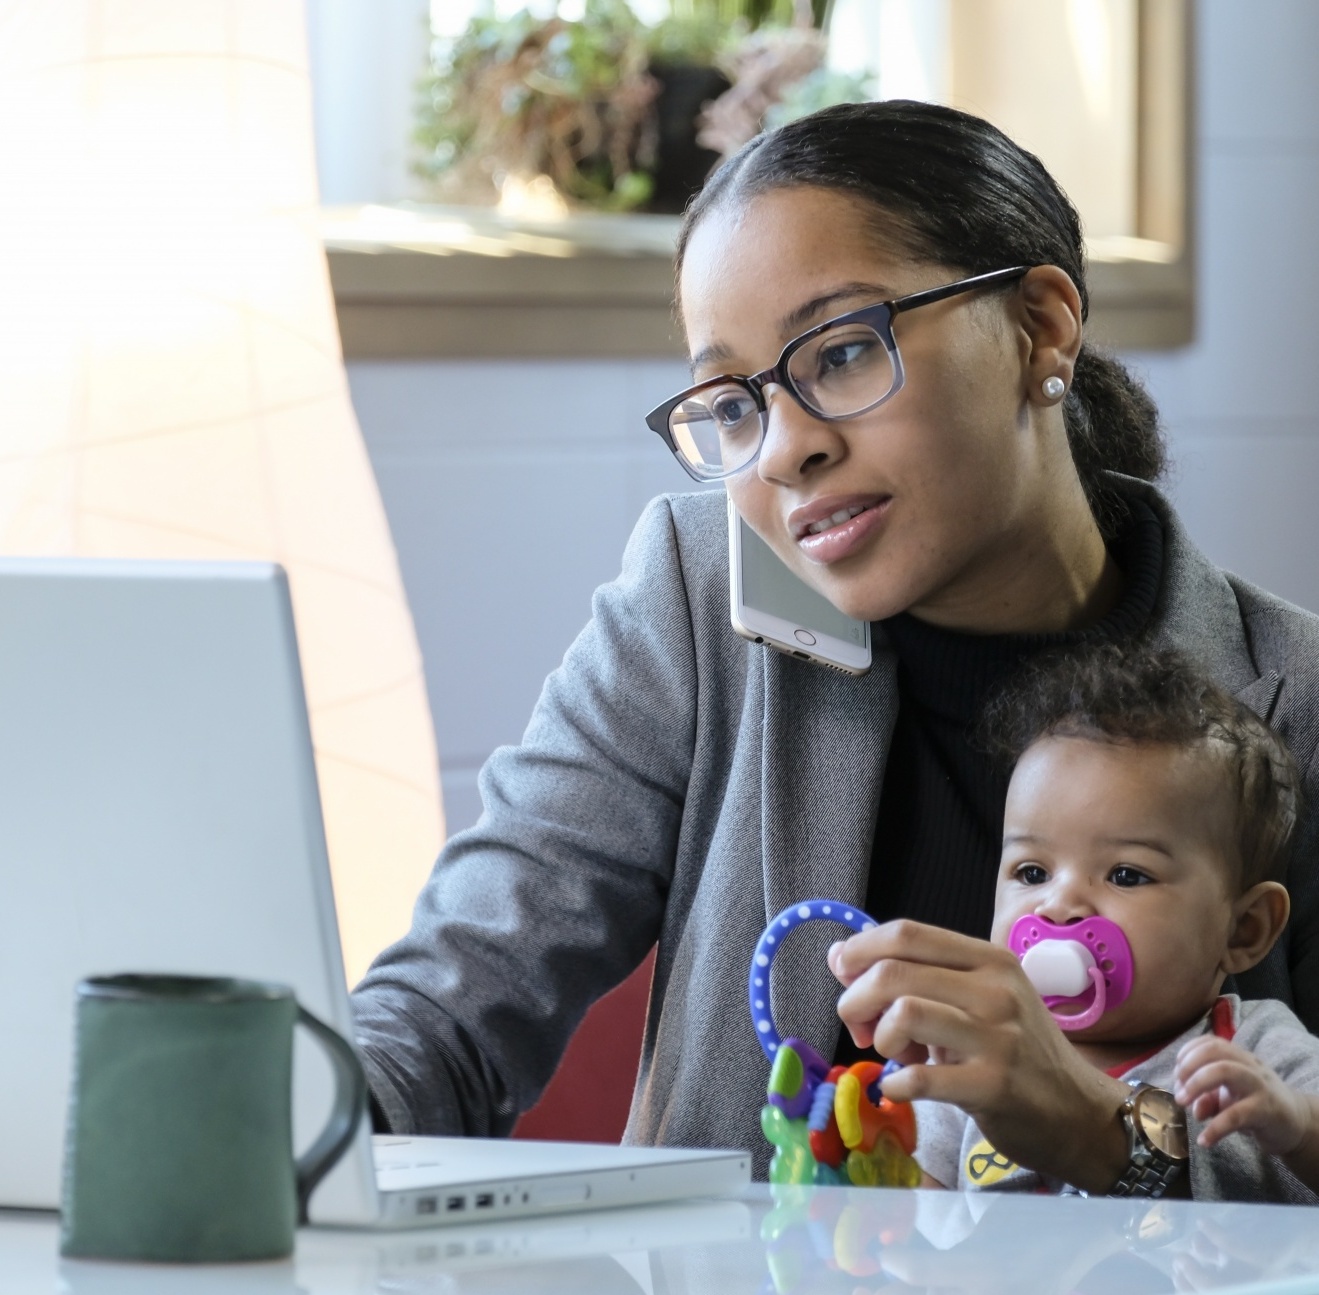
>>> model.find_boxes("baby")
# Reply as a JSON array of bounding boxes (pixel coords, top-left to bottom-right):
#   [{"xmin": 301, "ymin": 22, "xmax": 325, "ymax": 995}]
[{"xmin": 893, "ymin": 645, "xmax": 1319, "ymax": 1201}]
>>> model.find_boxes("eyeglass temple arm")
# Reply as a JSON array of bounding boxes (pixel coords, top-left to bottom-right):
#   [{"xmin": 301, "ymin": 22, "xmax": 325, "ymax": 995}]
[{"xmin": 888, "ymin": 265, "xmax": 1032, "ymax": 317}]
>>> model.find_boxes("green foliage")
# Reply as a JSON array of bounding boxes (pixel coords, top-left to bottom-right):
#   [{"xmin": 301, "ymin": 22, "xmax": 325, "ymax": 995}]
[
  {"xmin": 414, "ymin": 0, "xmax": 657, "ymax": 209},
  {"xmin": 664, "ymin": 0, "xmax": 831, "ymax": 27},
  {"xmin": 413, "ymin": 0, "xmax": 843, "ymax": 211},
  {"xmin": 645, "ymin": 14, "xmax": 734, "ymax": 69}
]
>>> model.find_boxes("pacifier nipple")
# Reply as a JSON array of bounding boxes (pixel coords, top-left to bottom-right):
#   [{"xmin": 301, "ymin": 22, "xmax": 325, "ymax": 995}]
[{"xmin": 1020, "ymin": 939, "xmax": 1096, "ymax": 998}]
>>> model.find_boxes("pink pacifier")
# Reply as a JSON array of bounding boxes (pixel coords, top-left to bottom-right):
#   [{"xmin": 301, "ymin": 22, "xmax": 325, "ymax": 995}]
[{"xmin": 1008, "ymin": 914, "xmax": 1134, "ymax": 1032}]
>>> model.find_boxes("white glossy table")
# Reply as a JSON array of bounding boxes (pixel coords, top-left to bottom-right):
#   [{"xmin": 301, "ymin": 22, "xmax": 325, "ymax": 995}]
[{"xmin": 6, "ymin": 1185, "xmax": 1319, "ymax": 1294}]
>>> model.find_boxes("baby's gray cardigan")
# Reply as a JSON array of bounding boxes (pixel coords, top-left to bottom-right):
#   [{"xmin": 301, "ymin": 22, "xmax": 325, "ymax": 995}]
[
  {"xmin": 351, "ymin": 476, "xmax": 1319, "ymax": 1180},
  {"xmin": 915, "ymin": 995, "xmax": 1319, "ymax": 1202}
]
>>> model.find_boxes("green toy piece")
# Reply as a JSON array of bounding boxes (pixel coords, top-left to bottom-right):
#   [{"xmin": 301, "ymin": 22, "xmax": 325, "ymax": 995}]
[
  {"xmin": 767, "ymin": 1043, "xmax": 805, "ymax": 1104},
  {"xmin": 761, "ymin": 1104, "xmax": 813, "ymax": 1186},
  {"xmin": 761, "ymin": 1105, "xmax": 847, "ymax": 1186}
]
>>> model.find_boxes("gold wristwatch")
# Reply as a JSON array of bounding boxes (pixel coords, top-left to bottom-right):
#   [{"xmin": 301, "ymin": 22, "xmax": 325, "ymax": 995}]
[{"xmin": 1107, "ymin": 1082, "xmax": 1189, "ymax": 1198}]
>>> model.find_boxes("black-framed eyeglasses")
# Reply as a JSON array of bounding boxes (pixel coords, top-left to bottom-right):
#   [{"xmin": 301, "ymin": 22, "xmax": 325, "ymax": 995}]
[{"xmin": 645, "ymin": 265, "xmax": 1032, "ymax": 482}]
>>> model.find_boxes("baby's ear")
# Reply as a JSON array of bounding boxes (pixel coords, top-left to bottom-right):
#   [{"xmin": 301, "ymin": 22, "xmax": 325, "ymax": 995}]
[{"xmin": 1221, "ymin": 881, "xmax": 1291, "ymax": 975}]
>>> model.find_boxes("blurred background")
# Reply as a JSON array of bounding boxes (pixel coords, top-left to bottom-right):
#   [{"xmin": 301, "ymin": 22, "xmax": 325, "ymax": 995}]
[{"xmin": 2, "ymin": 0, "xmax": 1308, "ymax": 1144}]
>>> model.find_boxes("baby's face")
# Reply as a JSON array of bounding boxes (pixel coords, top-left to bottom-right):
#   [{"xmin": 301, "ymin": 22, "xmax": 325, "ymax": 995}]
[{"xmin": 990, "ymin": 735, "xmax": 1241, "ymax": 1046}]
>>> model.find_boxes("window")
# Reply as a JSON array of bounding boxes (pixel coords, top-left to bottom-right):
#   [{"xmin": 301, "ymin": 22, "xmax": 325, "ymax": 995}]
[
  {"xmin": 322, "ymin": 0, "xmax": 1193, "ymax": 355},
  {"xmin": 826, "ymin": 0, "xmax": 1187, "ymax": 266}
]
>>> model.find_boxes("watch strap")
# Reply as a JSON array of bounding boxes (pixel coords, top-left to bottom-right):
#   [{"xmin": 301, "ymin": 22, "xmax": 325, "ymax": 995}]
[{"xmin": 1108, "ymin": 1154, "xmax": 1184, "ymax": 1198}]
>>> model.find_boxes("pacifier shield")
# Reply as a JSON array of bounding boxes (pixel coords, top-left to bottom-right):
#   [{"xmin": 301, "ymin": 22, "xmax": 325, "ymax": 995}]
[{"xmin": 1008, "ymin": 914, "xmax": 1134, "ymax": 1026}]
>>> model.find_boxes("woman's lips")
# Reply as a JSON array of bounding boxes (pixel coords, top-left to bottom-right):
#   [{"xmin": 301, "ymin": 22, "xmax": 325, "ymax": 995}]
[{"xmin": 796, "ymin": 498, "xmax": 891, "ymax": 564}]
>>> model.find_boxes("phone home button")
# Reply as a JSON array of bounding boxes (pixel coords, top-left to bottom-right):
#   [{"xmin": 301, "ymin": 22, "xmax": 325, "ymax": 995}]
[{"xmin": 793, "ymin": 629, "xmax": 817, "ymax": 646}]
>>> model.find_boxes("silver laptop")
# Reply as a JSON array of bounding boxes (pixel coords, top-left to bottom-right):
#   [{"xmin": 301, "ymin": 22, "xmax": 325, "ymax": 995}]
[{"xmin": 0, "ymin": 558, "xmax": 749, "ymax": 1227}]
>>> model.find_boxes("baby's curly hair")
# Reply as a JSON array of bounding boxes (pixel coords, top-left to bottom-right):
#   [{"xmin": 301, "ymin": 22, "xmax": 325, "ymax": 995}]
[{"xmin": 983, "ymin": 644, "xmax": 1300, "ymax": 891}]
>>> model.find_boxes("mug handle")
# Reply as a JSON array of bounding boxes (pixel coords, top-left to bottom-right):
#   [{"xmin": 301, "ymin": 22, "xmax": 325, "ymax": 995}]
[{"xmin": 294, "ymin": 1005, "xmax": 369, "ymax": 1225}]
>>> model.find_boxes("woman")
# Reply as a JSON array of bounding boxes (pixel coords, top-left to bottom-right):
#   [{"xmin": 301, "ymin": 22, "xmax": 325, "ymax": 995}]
[{"xmin": 352, "ymin": 101, "xmax": 1319, "ymax": 1188}]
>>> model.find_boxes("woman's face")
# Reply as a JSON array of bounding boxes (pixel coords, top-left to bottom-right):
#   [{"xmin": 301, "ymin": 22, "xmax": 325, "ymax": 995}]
[{"xmin": 679, "ymin": 186, "xmax": 1055, "ymax": 625}]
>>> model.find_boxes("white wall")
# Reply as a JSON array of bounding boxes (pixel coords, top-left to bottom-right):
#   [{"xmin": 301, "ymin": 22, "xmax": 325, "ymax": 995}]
[
  {"xmin": 306, "ymin": 0, "xmax": 431, "ymax": 204},
  {"xmin": 350, "ymin": 360, "xmax": 701, "ymax": 834},
  {"xmin": 347, "ymin": 0, "xmax": 1319, "ymax": 837},
  {"xmin": 1126, "ymin": 0, "xmax": 1319, "ymax": 613}
]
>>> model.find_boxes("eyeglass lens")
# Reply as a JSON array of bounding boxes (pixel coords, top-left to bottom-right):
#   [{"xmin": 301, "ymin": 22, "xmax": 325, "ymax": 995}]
[{"xmin": 667, "ymin": 319, "xmax": 897, "ymax": 479}]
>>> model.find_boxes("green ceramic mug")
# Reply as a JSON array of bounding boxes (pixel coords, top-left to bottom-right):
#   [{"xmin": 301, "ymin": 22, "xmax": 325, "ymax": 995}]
[{"xmin": 60, "ymin": 974, "xmax": 366, "ymax": 1263}]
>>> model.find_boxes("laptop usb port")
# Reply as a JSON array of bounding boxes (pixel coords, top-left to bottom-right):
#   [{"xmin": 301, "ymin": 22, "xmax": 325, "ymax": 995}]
[
  {"xmin": 475, "ymin": 1193, "xmax": 495, "ymax": 1209},
  {"xmin": 445, "ymin": 1195, "xmax": 466, "ymax": 1212},
  {"xmin": 415, "ymin": 1196, "xmax": 438, "ymax": 1216}
]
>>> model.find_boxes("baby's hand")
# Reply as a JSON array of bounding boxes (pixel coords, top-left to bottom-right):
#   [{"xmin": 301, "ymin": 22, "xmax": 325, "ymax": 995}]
[{"xmin": 1173, "ymin": 1035, "xmax": 1311, "ymax": 1155}]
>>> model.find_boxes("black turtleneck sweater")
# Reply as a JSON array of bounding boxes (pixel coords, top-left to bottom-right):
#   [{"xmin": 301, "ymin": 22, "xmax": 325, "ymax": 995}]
[{"xmin": 834, "ymin": 501, "xmax": 1165, "ymax": 1066}]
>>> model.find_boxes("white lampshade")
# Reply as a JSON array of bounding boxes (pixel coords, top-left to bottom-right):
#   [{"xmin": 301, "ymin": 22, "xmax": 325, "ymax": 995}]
[{"xmin": 0, "ymin": 1, "xmax": 443, "ymax": 986}]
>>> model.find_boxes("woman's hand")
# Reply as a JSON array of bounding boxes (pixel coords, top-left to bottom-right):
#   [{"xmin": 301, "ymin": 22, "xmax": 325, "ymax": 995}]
[
  {"xmin": 828, "ymin": 919, "xmax": 1133, "ymax": 1193},
  {"xmin": 1172, "ymin": 1034, "xmax": 1319, "ymax": 1196}
]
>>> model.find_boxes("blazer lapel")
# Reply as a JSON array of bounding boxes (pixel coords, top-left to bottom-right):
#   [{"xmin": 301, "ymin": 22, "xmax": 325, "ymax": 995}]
[
  {"xmin": 1237, "ymin": 670, "xmax": 1283, "ymax": 723},
  {"xmin": 1121, "ymin": 476, "xmax": 1292, "ymax": 727},
  {"xmin": 1123, "ymin": 476, "xmax": 1263, "ymax": 693},
  {"xmin": 757, "ymin": 638, "xmax": 899, "ymax": 1053}
]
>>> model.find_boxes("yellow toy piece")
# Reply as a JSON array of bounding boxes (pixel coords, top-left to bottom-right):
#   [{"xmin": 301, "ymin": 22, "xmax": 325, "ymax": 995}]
[
  {"xmin": 846, "ymin": 1132, "xmax": 922, "ymax": 1188},
  {"xmin": 834, "ymin": 1061, "xmax": 918, "ymax": 1155}
]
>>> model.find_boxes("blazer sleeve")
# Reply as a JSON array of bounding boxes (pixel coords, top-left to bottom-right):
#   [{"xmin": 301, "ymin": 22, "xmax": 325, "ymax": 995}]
[{"xmin": 350, "ymin": 496, "xmax": 699, "ymax": 1136}]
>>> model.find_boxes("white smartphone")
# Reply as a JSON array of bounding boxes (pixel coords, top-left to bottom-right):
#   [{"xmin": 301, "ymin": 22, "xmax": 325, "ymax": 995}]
[{"xmin": 728, "ymin": 498, "xmax": 872, "ymax": 676}]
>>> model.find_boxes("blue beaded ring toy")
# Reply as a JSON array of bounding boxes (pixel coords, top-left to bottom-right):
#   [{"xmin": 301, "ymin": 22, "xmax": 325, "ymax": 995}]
[{"xmin": 748, "ymin": 900, "xmax": 877, "ymax": 1060}]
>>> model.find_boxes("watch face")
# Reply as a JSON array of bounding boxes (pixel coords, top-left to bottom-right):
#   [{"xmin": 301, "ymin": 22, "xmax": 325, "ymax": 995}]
[{"xmin": 1134, "ymin": 1087, "xmax": 1189, "ymax": 1161}]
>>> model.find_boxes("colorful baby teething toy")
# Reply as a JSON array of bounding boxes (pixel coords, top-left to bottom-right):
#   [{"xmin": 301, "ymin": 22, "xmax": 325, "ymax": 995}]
[
  {"xmin": 1008, "ymin": 913, "xmax": 1135, "ymax": 1031},
  {"xmin": 750, "ymin": 900, "xmax": 920, "ymax": 1188}
]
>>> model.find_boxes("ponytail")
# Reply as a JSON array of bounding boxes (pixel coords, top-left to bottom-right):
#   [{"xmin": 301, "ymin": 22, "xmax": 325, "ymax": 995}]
[{"xmin": 1064, "ymin": 345, "xmax": 1165, "ymax": 537}]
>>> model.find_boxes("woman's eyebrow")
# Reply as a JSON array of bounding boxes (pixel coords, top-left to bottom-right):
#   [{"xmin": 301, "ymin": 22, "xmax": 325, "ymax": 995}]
[
  {"xmin": 777, "ymin": 281, "xmax": 893, "ymax": 336},
  {"xmin": 687, "ymin": 281, "xmax": 893, "ymax": 375},
  {"xmin": 689, "ymin": 342, "xmax": 733, "ymax": 374}
]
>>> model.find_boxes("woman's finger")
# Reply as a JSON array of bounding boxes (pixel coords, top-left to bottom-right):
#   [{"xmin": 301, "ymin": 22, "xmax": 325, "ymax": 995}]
[
  {"xmin": 878, "ymin": 1053, "xmax": 973, "ymax": 1105},
  {"xmin": 831, "ymin": 919, "xmax": 1013, "ymax": 984},
  {"xmin": 836, "ymin": 956, "xmax": 1020, "ymax": 1032},
  {"xmin": 868, "ymin": 995, "xmax": 983, "ymax": 1066}
]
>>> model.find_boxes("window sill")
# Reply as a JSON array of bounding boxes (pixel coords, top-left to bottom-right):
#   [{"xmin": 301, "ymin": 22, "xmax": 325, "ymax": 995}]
[{"xmin": 325, "ymin": 205, "xmax": 1193, "ymax": 360}]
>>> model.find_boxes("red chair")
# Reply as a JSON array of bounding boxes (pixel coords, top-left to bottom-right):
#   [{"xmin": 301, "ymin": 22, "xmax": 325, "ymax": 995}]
[{"xmin": 513, "ymin": 948, "xmax": 655, "ymax": 1143}]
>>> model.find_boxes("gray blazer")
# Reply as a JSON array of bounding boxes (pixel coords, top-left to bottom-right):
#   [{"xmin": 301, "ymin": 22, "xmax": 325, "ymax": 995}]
[{"xmin": 352, "ymin": 475, "xmax": 1319, "ymax": 1177}]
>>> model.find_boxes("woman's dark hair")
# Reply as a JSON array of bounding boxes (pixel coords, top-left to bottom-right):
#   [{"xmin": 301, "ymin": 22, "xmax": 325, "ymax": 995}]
[
  {"xmin": 676, "ymin": 100, "xmax": 1165, "ymax": 538},
  {"xmin": 983, "ymin": 644, "xmax": 1300, "ymax": 891}
]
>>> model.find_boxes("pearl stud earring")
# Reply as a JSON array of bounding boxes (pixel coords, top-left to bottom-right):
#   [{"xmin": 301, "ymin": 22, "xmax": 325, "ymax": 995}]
[{"xmin": 1042, "ymin": 376, "xmax": 1066, "ymax": 399}]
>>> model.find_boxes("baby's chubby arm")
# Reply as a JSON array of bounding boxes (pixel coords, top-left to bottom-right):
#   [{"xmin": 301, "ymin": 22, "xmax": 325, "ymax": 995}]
[{"xmin": 1174, "ymin": 1035, "xmax": 1319, "ymax": 1193}]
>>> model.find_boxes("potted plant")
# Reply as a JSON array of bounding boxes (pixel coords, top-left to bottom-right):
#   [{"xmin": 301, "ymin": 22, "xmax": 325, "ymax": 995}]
[
  {"xmin": 413, "ymin": 0, "xmax": 857, "ymax": 215},
  {"xmin": 643, "ymin": 10, "xmax": 733, "ymax": 212},
  {"xmin": 641, "ymin": 0, "xmax": 841, "ymax": 210},
  {"xmin": 414, "ymin": 0, "xmax": 659, "ymax": 212}
]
